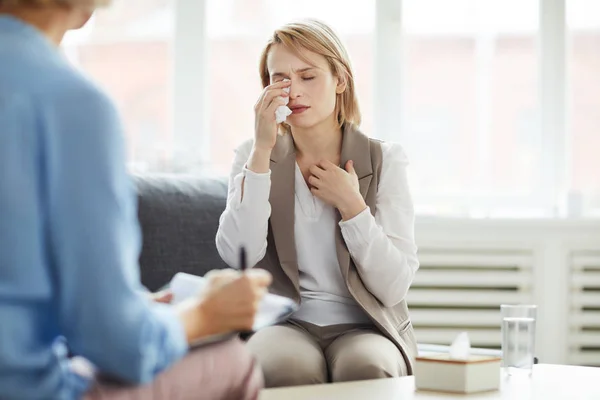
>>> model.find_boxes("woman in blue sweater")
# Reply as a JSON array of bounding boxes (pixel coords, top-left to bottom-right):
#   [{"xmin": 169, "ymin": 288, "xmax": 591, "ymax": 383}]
[{"xmin": 0, "ymin": 2, "xmax": 271, "ymax": 399}]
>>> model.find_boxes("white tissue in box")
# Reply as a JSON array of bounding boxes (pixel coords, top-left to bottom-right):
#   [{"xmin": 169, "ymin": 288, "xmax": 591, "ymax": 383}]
[{"xmin": 415, "ymin": 354, "xmax": 501, "ymax": 394}]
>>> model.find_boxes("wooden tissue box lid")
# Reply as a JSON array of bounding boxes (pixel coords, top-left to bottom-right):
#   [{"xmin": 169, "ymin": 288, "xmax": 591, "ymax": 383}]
[
  {"xmin": 415, "ymin": 354, "xmax": 502, "ymax": 394},
  {"xmin": 416, "ymin": 353, "xmax": 502, "ymax": 364}
]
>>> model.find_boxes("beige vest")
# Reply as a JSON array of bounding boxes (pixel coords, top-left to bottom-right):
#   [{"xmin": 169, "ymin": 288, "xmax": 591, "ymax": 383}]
[{"xmin": 256, "ymin": 124, "xmax": 418, "ymax": 374}]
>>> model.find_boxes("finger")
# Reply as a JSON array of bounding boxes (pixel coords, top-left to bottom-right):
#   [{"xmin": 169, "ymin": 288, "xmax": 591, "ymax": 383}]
[
  {"xmin": 151, "ymin": 290, "xmax": 173, "ymax": 304},
  {"xmin": 309, "ymin": 164, "xmax": 326, "ymax": 178},
  {"xmin": 318, "ymin": 159, "xmax": 336, "ymax": 170},
  {"xmin": 231, "ymin": 292, "xmax": 262, "ymax": 309},
  {"xmin": 263, "ymin": 88, "xmax": 290, "ymax": 107},
  {"xmin": 252, "ymin": 287, "xmax": 268, "ymax": 302},
  {"xmin": 224, "ymin": 312, "xmax": 255, "ymax": 332},
  {"xmin": 226, "ymin": 301, "xmax": 260, "ymax": 324},
  {"xmin": 257, "ymin": 92, "xmax": 284, "ymax": 115},
  {"xmin": 267, "ymin": 79, "xmax": 292, "ymax": 90},
  {"xmin": 207, "ymin": 269, "xmax": 241, "ymax": 284},
  {"xmin": 262, "ymin": 91, "xmax": 289, "ymax": 110},
  {"xmin": 260, "ymin": 86, "xmax": 289, "ymax": 109},
  {"xmin": 228, "ymin": 275, "xmax": 266, "ymax": 298},
  {"xmin": 308, "ymin": 175, "xmax": 321, "ymax": 189},
  {"xmin": 207, "ymin": 271, "xmax": 242, "ymax": 292},
  {"xmin": 345, "ymin": 160, "xmax": 357, "ymax": 176},
  {"xmin": 255, "ymin": 86, "xmax": 289, "ymax": 111},
  {"xmin": 246, "ymin": 269, "xmax": 273, "ymax": 286},
  {"xmin": 239, "ymin": 315, "xmax": 256, "ymax": 332},
  {"xmin": 265, "ymin": 97, "xmax": 289, "ymax": 118},
  {"xmin": 206, "ymin": 268, "xmax": 241, "ymax": 280},
  {"xmin": 230, "ymin": 294, "xmax": 261, "ymax": 311}
]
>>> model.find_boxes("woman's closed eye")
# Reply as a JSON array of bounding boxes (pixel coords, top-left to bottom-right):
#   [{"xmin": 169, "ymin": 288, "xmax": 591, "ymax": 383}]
[{"xmin": 302, "ymin": 76, "xmax": 316, "ymax": 81}]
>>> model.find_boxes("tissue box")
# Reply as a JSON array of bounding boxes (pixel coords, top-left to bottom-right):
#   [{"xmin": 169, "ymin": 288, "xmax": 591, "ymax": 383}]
[{"xmin": 415, "ymin": 353, "xmax": 501, "ymax": 394}]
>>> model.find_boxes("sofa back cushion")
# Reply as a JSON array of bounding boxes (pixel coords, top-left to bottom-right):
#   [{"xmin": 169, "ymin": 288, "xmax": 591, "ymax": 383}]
[{"xmin": 134, "ymin": 175, "xmax": 229, "ymax": 291}]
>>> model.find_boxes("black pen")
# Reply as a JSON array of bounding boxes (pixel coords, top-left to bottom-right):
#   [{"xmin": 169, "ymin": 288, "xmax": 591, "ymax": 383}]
[{"xmin": 240, "ymin": 247, "xmax": 247, "ymax": 272}]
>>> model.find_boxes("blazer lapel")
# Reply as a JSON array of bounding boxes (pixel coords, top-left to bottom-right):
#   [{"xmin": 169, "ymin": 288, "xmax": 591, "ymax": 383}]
[
  {"xmin": 336, "ymin": 124, "xmax": 374, "ymax": 280},
  {"xmin": 269, "ymin": 134, "xmax": 300, "ymax": 292},
  {"xmin": 340, "ymin": 124, "xmax": 373, "ymax": 200}
]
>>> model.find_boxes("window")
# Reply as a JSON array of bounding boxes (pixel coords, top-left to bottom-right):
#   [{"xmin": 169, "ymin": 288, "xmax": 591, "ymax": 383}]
[
  {"xmin": 63, "ymin": 0, "xmax": 600, "ymax": 218},
  {"xmin": 568, "ymin": 0, "xmax": 600, "ymax": 217},
  {"xmin": 62, "ymin": 0, "xmax": 174, "ymax": 173},
  {"xmin": 402, "ymin": 0, "xmax": 541, "ymax": 216}
]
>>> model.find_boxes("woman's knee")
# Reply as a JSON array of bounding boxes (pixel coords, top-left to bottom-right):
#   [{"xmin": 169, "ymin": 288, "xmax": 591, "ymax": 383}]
[
  {"xmin": 260, "ymin": 353, "xmax": 327, "ymax": 388},
  {"xmin": 331, "ymin": 358, "xmax": 398, "ymax": 383},
  {"xmin": 247, "ymin": 326, "xmax": 327, "ymax": 388},
  {"xmin": 329, "ymin": 340, "xmax": 408, "ymax": 383}
]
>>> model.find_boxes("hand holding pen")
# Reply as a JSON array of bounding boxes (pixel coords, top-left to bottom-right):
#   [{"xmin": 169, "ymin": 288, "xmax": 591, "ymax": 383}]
[{"xmin": 180, "ymin": 247, "xmax": 272, "ymax": 339}]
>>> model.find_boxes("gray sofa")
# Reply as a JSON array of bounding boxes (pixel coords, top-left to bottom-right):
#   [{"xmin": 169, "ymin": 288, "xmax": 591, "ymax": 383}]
[{"xmin": 134, "ymin": 175, "xmax": 230, "ymax": 291}]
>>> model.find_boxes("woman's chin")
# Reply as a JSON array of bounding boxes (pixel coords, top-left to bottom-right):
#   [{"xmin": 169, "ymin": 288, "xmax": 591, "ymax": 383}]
[{"xmin": 287, "ymin": 118, "xmax": 319, "ymax": 130}]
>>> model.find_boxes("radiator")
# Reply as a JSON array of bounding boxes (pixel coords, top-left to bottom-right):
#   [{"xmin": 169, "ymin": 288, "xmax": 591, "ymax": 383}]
[
  {"xmin": 569, "ymin": 251, "xmax": 600, "ymax": 366},
  {"xmin": 408, "ymin": 247, "xmax": 535, "ymax": 349}
]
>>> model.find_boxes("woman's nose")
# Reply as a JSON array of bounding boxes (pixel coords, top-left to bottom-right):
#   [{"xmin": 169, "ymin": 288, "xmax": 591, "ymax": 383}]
[{"xmin": 289, "ymin": 83, "xmax": 301, "ymax": 99}]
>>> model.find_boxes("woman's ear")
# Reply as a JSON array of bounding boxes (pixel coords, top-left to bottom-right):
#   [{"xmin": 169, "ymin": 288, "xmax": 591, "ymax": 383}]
[{"xmin": 336, "ymin": 76, "xmax": 347, "ymax": 94}]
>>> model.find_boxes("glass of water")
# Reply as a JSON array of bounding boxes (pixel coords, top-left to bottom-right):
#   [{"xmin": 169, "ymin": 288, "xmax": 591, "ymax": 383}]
[{"xmin": 500, "ymin": 304, "xmax": 537, "ymax": 376}]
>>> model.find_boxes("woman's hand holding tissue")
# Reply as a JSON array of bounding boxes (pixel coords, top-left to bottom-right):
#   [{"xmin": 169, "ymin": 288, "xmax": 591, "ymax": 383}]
[
  {"xmin": 174, "ymin": 269, "xmax": 272, "ymax": 343},
  {"xmin": 253, "ymin": 80, "xmax": 291, "ymax": 150},
  {"xmin": 247, "ymin": 80, "xmax": 292, "ymax": 173}
]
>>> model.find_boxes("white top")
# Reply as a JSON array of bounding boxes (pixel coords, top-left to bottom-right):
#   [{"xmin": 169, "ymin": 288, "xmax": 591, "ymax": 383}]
[{"xmin": 216, "ymin": 139, "xmax": 419, "ymax": 326}]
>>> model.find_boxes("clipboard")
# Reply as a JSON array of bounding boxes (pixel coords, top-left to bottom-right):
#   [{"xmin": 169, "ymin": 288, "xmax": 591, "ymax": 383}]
[{"xmin": 167, "ymin": 272, "xmax": 298, "ymax": 347}]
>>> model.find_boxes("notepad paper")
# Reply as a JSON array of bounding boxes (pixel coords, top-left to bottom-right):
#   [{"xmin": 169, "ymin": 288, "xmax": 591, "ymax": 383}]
[{"xmin": 169, "ymin": 272, "xmax": 297, "ymax": 331}]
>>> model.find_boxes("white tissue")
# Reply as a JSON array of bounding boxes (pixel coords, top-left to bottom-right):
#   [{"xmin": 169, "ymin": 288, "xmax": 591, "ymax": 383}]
[
  {"xmin": 275, "ymin": 79, "xmax": 292, "ymax": 124},
  {"xmin": 449, "ymin": 332, "xmax": 471, "ymax": 361}
]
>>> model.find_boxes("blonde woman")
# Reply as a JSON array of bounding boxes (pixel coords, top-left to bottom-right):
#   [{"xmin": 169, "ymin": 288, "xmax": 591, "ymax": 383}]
[
  {"xmin": 217, "ymin": 19, "xmax": 419, "ymax": 387},
  {"xmin": 0, "ymin": 2, "xmax": 271, "ymax": 399}
]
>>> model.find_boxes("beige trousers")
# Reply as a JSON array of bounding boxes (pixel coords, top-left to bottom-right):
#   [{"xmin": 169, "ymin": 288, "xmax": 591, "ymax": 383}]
[
  {"xmin": 82, "ymin": 338, "xmax": 263, "ymax": 400},
  {"xmin": 246, "ymin": 319, "xmax": 408, "ymax": 388}
]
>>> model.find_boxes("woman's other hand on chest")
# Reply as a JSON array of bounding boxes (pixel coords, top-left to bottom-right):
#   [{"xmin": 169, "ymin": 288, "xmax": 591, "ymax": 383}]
[{"xmin": 297, "ymin": 158, "xmax": 367, "ymax": 221}]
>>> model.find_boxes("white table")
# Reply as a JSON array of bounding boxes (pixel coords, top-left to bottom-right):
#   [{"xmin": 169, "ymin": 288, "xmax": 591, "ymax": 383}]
[{"xmin": 260, "ymin": 364, "xmax": 600, "ymax": 400}]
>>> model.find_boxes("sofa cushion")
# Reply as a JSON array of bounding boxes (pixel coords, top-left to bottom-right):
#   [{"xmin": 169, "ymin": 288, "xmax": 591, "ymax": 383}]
[{"xmin": 134, "ymin": 174, "xmax": 229, "ymax": 291}]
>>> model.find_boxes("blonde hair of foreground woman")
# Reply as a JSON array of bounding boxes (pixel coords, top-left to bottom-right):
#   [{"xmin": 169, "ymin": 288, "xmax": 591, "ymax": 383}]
[
  {"xmin": 259, "ymin": 19, "xmax": 361, "ymax": 134},
  {"xmin": 0, "ymin": 0, "xmax": 110, "ymax": 7}
]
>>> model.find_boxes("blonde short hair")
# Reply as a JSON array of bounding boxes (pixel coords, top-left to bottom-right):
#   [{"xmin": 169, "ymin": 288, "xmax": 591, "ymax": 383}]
[
  {"xmin": 0, "ymin": 0, "xmax": 110, "ymax": 6},
  {"xmin": 259, "ymin": 19, "xmax": 361, "ymax": 130}
]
